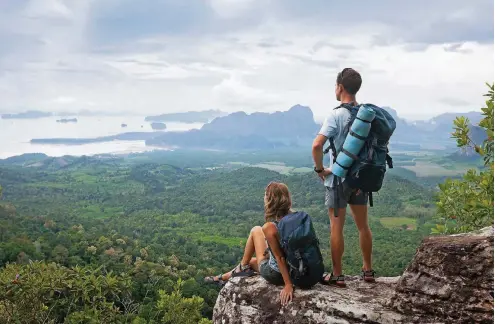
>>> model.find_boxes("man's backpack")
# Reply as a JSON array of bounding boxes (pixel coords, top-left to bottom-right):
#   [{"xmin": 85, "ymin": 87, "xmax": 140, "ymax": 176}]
[
  {"xmin": 277, "ymin": 211, "xmax": 324, "ymax": 288},
  {"xmin": 324, "ymin": 103, "xmax": 396, "ymax": 207}
]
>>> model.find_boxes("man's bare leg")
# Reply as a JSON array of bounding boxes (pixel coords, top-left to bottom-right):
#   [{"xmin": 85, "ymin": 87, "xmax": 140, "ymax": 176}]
[
  {"xmin": 349, "ymin": 204, "xmax": 372, "ymax": 271},
  {"xmin": 328, "ymin": 207, "xmax": 347, "ymax": 276}
]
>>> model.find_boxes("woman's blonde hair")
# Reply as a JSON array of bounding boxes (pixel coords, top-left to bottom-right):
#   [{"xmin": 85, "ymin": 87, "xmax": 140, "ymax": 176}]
[{"xmin": 264, "ymin": 182, "xmax": 292, "ymax": 222}]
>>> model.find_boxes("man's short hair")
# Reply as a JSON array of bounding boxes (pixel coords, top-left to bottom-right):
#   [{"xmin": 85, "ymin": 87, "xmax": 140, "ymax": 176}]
[{"xmin": 337, "ymin": 68, "xmax": 362, "ymax": 95}]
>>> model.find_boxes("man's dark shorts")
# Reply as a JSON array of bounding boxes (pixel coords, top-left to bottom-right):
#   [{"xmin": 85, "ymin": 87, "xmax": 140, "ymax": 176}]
[{"xmin": 325, "ymin": 180, "xmax": 368, "ymax": 209}]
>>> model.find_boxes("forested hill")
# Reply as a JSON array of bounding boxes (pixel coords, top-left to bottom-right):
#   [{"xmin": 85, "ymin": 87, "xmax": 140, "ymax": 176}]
[{"xmin": 0, "ymin": 156, "xmax": 436, "ymax": 322}]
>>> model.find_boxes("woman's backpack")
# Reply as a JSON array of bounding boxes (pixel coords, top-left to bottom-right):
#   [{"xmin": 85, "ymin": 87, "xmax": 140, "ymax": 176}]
[{"xmin": 277, "ymin": 211, "xmax": 324, "ymax": 288}]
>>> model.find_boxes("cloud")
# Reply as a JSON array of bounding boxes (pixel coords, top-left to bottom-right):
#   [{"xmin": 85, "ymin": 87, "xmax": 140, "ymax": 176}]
[
  {"xmin": 438, "ymin": 97, "xmax": 471, "ymax": 107},
  {"xmin": 269, "ymin": 0, "xmax": 494, "ymax": 44},
  {"xmin": 0, "ymin": 0, "xmax": 492, "ymax": 120},
  {"xmin": 24, "ymin": 0, "xmax": 73, "ymax": 20},
  {"xmin": 208, "ymin": 0, "xmax": 257, "ymax": 19},
  {"xmin": 52, "ymin": 96, "xmax": 76, "ymax": 104},
  {"xmin": 212, "ymin": 73, "xmax": 282, "ymax": 109},
  {"xmin": 442, "ymin": 43, "xmax": 474, "ymax": 54}
]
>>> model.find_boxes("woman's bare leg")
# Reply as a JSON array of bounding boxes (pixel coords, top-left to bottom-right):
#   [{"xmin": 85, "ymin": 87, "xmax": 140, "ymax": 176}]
[
  {"xmin": 217, "ymin": 226, "xmax": 267, "ymax": 281},
  {"xmin": 243, "ymin": 226, "xmax": 268, "ymax": 266}
]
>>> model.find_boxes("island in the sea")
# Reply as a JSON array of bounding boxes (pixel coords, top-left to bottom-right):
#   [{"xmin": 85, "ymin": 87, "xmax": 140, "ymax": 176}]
[
  {"xmin": 150, "ymin": 122, "xmax": 167, "ymax": 130},
  {"xmin": 144, "ymin": 109, "xmax": 226, "ymax": 123},
  {"xmin": 2, "ymin": 110, "xmax": 52, "ymax": 119},
  {"xmin": 56, "ymin": 118, "xmax": 78, "ymax": 123}
]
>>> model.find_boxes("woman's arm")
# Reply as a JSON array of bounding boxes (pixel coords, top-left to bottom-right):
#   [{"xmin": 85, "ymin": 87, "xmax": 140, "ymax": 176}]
[{"xmin": 262, "ymin": 222, "xmax": 293, "ymax": 305}]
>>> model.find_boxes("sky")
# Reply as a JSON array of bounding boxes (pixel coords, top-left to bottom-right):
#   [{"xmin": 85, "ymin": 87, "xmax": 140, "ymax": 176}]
[{"xmin": 0, "ymin": 0, "xmax": 493, "ymax": 121}]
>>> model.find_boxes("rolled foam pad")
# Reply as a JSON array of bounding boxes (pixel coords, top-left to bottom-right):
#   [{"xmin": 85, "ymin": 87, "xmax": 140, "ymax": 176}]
[{"xmin": 332, "ymin": 106, "xmax": 376, "ymax": 178}]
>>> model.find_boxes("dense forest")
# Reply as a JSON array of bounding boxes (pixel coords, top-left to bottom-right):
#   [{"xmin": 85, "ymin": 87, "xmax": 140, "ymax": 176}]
[{"xmin": 0, "ymin": 153, "xmax": 438, "ymax": 323}]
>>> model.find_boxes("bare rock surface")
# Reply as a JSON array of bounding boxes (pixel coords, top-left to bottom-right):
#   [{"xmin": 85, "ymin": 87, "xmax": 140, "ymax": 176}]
[
  {"xmin": 390, "ymin": 226, "xmax": 494, "ymax": 323},
  {"xmin": 213, "ymin": 275, "xmax": 438, "ymax": 323},
  {"xmin": 213, "ymin": 227, "xmax": 494, "ymax": 324}
]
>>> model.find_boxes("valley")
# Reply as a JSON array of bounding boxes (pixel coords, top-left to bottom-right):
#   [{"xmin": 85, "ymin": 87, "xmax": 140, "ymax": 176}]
[{"xmin": 0, "ymin": 150, "xmax": 446, "ymax": 320}]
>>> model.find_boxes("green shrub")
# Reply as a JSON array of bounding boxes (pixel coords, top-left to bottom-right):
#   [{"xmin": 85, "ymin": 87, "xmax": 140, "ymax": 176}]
[{"xmin": 434, "ymin": 83, "xmax": 494, "ymax": 234}]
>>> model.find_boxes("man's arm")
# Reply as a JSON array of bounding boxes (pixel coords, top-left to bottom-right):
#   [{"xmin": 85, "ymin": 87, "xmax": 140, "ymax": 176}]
[
  {"xmin": 312, "ymin": 134, "xmax": 328, "ymax": 171},
  {"xmin": 312, "ymin": 114, "xmax": 338, "ymax": 179}
]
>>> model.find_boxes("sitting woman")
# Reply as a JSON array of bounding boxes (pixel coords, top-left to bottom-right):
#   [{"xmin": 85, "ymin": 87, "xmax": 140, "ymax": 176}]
[{"xmin": 204, "ymin": 182, "xmax": 294, "ymax": 305}]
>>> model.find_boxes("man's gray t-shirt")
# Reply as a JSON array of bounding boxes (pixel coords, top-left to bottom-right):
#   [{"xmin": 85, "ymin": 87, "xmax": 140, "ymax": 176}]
[{"xmin": 318, "ymin": 107, "xmax": 351, "ymax": 187}]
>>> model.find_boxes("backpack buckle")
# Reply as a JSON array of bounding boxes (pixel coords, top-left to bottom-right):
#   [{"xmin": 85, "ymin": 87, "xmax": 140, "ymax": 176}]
[{"xmin": 294, "ymin": 250, "xmax": 305, "ymax": 275}]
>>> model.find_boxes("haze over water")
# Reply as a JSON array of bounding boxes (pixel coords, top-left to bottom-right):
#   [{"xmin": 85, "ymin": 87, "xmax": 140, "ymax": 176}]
[{"xmin": 0, "ymin": 116, "xmax": 203, "ymax": 158}]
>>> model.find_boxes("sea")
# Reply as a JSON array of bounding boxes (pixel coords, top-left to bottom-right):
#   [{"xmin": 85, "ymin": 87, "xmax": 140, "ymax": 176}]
[{"xmin": 0, "ymin": 116, "xmax": 203, "ymax": 159}]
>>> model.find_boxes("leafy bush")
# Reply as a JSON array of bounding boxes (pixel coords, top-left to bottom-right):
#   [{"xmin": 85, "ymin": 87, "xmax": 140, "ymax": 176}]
[
  {"xmin": 0, "ymin": 262, "xmax": 210, "ymax": 323},
  {"xmin": 0, "ymin": 262, "xmax": 131, "ymax": 323},
  {"xmin": 434, "ymin": 83, "xmax": 494, "ymax": 234},
  {"xmin": 156, "ymin": 279, "xmax": 211, "ymax": 324}
]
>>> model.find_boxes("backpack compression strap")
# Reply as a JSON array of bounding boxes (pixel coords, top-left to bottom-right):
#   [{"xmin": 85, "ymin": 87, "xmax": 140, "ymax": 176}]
[
  {"xmin": 332, "ymin": 177, "xmax": 342, "ymax": 216},
  {"xmin": 386, "ymin": 147, "xmax": 393, "ymax": 169}
]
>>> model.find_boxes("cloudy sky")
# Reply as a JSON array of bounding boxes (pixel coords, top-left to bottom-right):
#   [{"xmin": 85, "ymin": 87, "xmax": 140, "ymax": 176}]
[{"xmin": 0, "ymin": 0, "xmax": 493, "ymax": 120}]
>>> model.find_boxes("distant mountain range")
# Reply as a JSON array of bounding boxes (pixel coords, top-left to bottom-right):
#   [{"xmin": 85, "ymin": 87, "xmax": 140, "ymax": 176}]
[
  {"xmin": 30, "ymin": 105, "xmax": 486, "ymax": 152},
  {"xmin": 56, "ymin": 118, "xmax": 78, "ymax": 123},
  {"xmin": 1, "ymin": 109, "xmax": 227, "ymax": 122},
  {"xmin": 2, "ymin": 110, "xmax": 52, "ymax": 119},
  {"xmin": 145, "ymin": 110, "xmax": 226, "ymax": 123},
  {"xmin": 201, "ymin": 105, "xmax": 316, "ymax": 137},
  {"xmin": 382, "ymin": 107, "xmax": 485, "ymax": 148},
  {"xmin": 1, "ymin": 109, "xmax": 138, "ymax": 119},
  {"xmin": 146, "ymin": 105, "xmax": 315, "ymax": 149}
]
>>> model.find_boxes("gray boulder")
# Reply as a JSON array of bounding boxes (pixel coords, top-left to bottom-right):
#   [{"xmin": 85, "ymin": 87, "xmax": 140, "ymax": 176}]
[{"xmin": 213, "ymin": 227, "xmax": 494, "ymax": 323}]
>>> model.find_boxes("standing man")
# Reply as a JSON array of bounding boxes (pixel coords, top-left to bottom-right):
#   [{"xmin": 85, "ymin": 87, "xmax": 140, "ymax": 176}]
[{"xmin": 311, "ymin": 68, "xmax": 375, "ymax": 287}]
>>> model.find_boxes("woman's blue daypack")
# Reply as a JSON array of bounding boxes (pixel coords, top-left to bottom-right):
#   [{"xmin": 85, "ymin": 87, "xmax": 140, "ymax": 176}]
[
  {"xmin": 324, "ymin": 103, "xmax": 396, "ymax": 208},
  {"xmin": 277, "ymin": 211, "xmax": 324, "ymax": 288}
]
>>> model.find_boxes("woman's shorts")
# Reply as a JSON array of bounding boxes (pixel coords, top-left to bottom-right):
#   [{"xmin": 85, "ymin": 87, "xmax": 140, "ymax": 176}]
[{"xmin": 259, "ymin": 259, "xmax": 284, "ymax": 285}]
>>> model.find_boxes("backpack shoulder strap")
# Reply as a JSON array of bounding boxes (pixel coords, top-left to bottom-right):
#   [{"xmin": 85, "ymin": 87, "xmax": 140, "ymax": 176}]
[
  {"xmin": 324, "ymin": 103, "xmax": 357, "ymax": 157},
  {"xmin": 324, "ymin": 136, "xmax": 344, "ymax": 160},
  {"xmin": 337, "ymin": 102, "xmax": 360, "ymax": 110},
  {"xmin": 329, "ymin": 138, "xmax": 337, "ymax": 161},
  {"xmin": 324, "ymin": 104, "xmax": 345, "ymax": 156},
  {"xmin": 386, "ymin": 147, "xmax": 393, "ymax": 168}
]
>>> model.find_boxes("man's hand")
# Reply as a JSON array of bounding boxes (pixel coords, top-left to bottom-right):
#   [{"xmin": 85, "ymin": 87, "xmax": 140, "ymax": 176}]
[
  {"xmin": 317, "ymin": 168, "xmax": 332, "ymax": 181},
  {"xmin": 280, "ymin": 284, "xmax": 293, "ymax": 306}
]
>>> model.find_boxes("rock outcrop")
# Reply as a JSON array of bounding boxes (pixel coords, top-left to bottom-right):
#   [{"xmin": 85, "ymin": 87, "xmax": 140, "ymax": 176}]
[
  {"xmin": 214, "ymin": 276, "xmax": 417, "ymax": 323},
  {"xmin": 213, "ymin": 227, "xmax": 494, "ymax": 324},
  {"xmin": 390, "ymin": 226, "xmax": 493, "ymax": 323}
]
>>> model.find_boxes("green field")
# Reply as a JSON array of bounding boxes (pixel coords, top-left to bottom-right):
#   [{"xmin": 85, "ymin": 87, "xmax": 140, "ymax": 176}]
[
  {"xmin": 403, "ymin": 161, "xmax": 469, "ymax": 177},
  {"xmin": 197, "ymin": 235, "xmax": 245, "ymax": 247},
  {"xmin": 380, "ymin": 217, "xmax": 417, "ymax": 230},
  {"xmin": 227, "ymin": 161, "xmax": 312, "ymax": 175}
]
